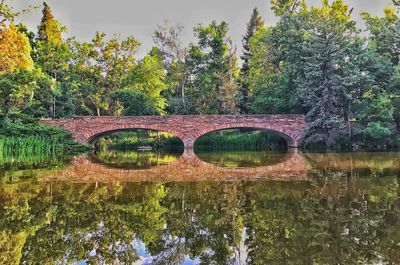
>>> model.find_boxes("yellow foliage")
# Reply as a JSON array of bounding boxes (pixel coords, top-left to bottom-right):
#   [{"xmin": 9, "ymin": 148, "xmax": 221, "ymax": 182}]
[
  {"xmin": 0, "ymin": 231, "xmax": 27, "ymax": 265},
  {"xmin": 0, "ymin": 23, "xmax": 33, "ymax": 74}
]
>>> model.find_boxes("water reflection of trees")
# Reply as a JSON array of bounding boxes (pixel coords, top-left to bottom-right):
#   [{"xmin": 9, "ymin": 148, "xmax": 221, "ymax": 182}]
[
  {"xmin": 91, "ymin": 150, "xmax": 181, "ymax": 169},
  {"xmin": 1, "ymin": 172, "xmax": 400, "ymax": 264}
]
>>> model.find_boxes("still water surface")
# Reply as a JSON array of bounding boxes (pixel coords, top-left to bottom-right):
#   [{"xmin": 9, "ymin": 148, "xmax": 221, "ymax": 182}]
[{"xmin": 0, "ymin": 150, "xmax": 399, "ymax": 264}]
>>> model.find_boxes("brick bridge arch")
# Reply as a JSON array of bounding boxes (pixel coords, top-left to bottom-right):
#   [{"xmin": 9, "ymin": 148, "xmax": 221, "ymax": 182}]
[{"xmin": 41, "ymin": 115, "xmax": 306, "ymax": 150}]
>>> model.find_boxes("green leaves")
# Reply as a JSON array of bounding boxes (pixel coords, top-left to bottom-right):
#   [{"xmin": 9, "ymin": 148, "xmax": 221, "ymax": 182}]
[
  {"xmin": 122, "ymin": 47, "xmax": 167, "ymax": 114},
  {"xmin": 112, "ymin": 89, "xmax": 158, "ymax": 116},
  {"xmin": 186, "ymin": 21, "xmax": 239, "ymax": 114}
]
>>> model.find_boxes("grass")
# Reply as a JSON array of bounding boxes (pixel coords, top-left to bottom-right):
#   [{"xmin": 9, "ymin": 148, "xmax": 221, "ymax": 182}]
[
  {"xmin": 0, "ymin": 136, "xmax": 62, "ymax": 154},
  {"xmin": 0, "ymin": 114, "xmax": 91, "ymax": 156},
  {"xmin": 194, "ymin": 129, "xmax": 287, "ymax": 151}
]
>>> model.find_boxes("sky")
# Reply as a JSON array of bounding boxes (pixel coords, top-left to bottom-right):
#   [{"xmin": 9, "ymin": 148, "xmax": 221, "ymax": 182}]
[{"xmin": 14, "ymin": 0, "xmax": 395, "ymax": 58}]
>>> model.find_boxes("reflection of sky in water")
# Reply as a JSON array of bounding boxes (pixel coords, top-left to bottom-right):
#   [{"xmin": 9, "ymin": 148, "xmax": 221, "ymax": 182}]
[
  {"xmin": 75, "ymin": 239, "xmax": 199, "ymax": 265},
  {"xmin": 134, "ymin": 239, "xmax": 200, "ymax": 265}
]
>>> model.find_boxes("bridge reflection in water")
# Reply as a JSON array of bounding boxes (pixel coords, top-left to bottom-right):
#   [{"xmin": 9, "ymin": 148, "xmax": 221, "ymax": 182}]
[
  {"xmin": 38, "ymin": 151, "xmax": 400, "ymax": 182},
  {"xmin": 40, "ymin": 149, "xmax": 311, "ymax": 182}
]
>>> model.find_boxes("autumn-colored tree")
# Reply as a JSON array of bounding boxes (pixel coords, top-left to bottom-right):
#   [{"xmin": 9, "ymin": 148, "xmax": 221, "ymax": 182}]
[
  {"xmin": 0, "ymin": 23, "xmax": 33, "ymax": 74},
  {"xmin": 37, "ymin": 2, "xmax": 62, "ymax": 45}
]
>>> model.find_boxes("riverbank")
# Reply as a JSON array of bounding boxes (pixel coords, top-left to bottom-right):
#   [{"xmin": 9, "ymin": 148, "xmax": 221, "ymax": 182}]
[{"xmin": 0, "ymin": 115, "xmax": 91, "ymax": 156}]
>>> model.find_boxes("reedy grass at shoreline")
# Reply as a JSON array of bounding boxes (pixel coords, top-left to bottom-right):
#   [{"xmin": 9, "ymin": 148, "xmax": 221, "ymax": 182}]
[{"xmin": 0, "ymin": 136, "xmax": 91, "ymax": 156}]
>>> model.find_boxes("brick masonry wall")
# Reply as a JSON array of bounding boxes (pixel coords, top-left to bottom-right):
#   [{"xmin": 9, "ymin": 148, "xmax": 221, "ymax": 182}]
[{"xmin": 41, "ymin": 115, "xmax": 307, "ymax": 148}]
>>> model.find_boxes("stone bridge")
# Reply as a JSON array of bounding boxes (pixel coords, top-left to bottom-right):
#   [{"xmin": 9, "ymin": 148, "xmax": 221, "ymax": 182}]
[{"xmin": 41, "ymin": 115, "xmax": 306, "ymax": 149}]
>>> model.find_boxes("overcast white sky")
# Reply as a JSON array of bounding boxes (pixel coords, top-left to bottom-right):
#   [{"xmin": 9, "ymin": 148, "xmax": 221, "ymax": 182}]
[{"xmin": 14, "ymin": 0, "xmax": 395, "ymax": 58}]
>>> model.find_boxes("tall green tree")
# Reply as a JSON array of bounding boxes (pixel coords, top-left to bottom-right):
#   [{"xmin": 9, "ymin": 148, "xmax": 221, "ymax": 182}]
[
  {"xmin": 33, "ymin": 2, "xmax": 71, "ymax": 118},
  {"xmin": 35, "ymin": 2, "xmax": 69, "ymax": 79},
  {"xmin": 239, "ymin": 8, "xmax": 265, "ymax": 113},
  {"xmin": 363, "ymin": 7, "xmax": 400, "ymax": 133},
  {"xmin": 187, "ymin": 21, "xmax": 239, "ymax": 114},
  {"xmin": 248, "ymin": 10, "xmax": 305, "ymax": 114},
  {"xmin": 298, "ymin": 0, "xmax": 358, "ymax": 147}
]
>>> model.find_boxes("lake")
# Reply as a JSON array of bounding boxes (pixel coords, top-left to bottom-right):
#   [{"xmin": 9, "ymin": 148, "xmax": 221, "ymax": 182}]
[{"xmin": 1, "ymin": 150, "xmax": 399, "ymax": 264}]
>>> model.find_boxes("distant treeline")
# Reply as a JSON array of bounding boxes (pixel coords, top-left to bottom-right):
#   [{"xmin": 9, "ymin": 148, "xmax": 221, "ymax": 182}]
[{"xmin": 0, "ymin": 0, "xmax": 399, "ymax": 150}]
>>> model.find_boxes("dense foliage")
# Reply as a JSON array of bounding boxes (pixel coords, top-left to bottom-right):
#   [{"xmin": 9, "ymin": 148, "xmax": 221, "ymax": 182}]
[{"xmin": 0, "ymin": 0, "xmax": 399, "ymax": 150}]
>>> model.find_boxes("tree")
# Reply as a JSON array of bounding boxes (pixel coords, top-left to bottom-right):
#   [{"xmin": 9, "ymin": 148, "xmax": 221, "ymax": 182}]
[
  {"xmin": 239, "ymin": 8, "xmax": 265, "ymax": 113},
  {"xmin": 0, "ymin": 70, "xmax": 37, "ymax": 116},
  {"xmin": 0, "ymin": 22, "xmax": 33, "ymax": 74},
  {"xmin": 362, "ymin": 6, "xmax": 400, "ymax": 143},
  {"xmin": 67, "ymin": 32, "xmax": 140, "ymax": 116},
  {"xmin": 247, "ymin": 11, "xmax": 305, "ymax": 114},
  {"xmin": 153, "ymin": 20, "xmax": 185, "ymax": 65},
  {"xmin": 37, "ymin": 2, "xmax": 62, "ymax": 45},
  {"xmin": 35, "ymin": 2, "xmax": 69, "ymax": 80},
  {"xmin": 298, "ymin": 0, "xmax": 358, "ymax": 147},
  {"xmin": 34, "ymin": 2, "xmax": 71, "ymax": 118},
  {"xmin": 122, "ymin": 47, "xmax": 167, "ymax": 114},
  {"xmin": 187, "ymin": 21, "xmax": 239, "ymax": 114},
  {"xmin": 112, "ymin": 89, "xmax": 158, "ymax": 116},
  {"xmin": 153, "ymin": 21, "xmax": 190, "ymax": 112},
  {"xmin": 270, "ymin": 0, "xmax": 306, "ymax": 16},
  {"xmin": 362, "ymin": 8, "xmax": 400, "ymax": 65}
]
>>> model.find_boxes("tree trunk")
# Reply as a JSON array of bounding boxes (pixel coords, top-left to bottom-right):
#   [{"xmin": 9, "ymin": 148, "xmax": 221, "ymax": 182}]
[
  {"xmin": 347, "ymin": 104, "xmax": 352, "ymax": 140},
  {"xmin": 181, "ymin": 78, "xmax": 186, "ymax": 104},
  {"xmin": 96, "ymin": 107, "xmax": 101, "ymax": 117}
]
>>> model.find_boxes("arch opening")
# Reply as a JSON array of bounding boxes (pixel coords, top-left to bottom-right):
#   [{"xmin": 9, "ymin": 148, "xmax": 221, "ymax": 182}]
[
  {"xmin": 88, "ymin": 128, "xmax": 185, "ymax": 169},
  {"xmin": 87, "ymin": 128, "xmax": 185, "ymax": 154},
  {"xmin": 193, "ymin": 127, "xmax": 295, "ymax": 152}
]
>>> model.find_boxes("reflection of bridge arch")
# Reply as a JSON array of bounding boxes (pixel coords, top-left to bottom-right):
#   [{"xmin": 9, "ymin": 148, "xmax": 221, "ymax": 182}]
[
  {"xmin": 39, "ymin": 151, "xmax": 311, "ymax": 182},
  {"xmin": 41, "ymin": 115, "xmax": 306, "ymax": 151}
]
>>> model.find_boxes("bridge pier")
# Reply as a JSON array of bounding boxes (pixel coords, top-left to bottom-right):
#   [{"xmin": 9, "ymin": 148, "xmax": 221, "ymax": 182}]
[{"xmin": 181, "ymin": 139, "xmax": 196, "ymax": 158}]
